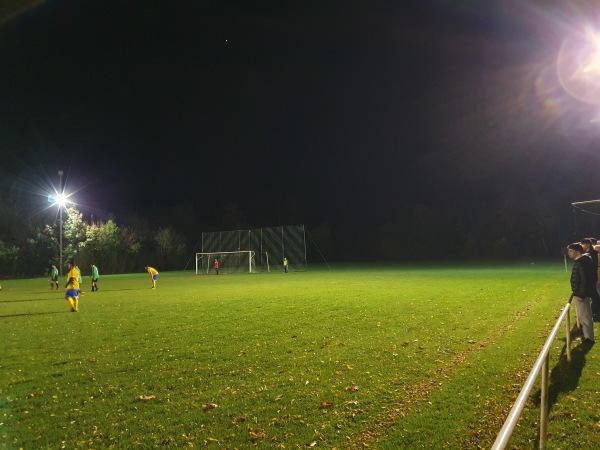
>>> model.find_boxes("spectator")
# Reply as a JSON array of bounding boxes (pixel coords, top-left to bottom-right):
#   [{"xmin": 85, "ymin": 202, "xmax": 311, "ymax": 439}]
[{"xmin": 567, "ymin": 243, "xmax": 595, "ymax": 345}]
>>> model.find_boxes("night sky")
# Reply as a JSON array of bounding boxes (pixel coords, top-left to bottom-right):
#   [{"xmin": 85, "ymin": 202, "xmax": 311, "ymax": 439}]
[{"xmin": 2, "ymin": 1, "xmax": 600, "ymax": 241}]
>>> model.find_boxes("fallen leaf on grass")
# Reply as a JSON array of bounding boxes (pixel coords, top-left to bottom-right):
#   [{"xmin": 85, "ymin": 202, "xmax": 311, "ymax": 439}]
[
  {"xmin": 203, "ymin": 403, "xmax": 218, "ymax": 410},
  {"xmin": 347, "ymin": 385, "xmax": 359, "ymax": 393},
  {"xmin": 320, "ymin": 401, "xmax": 334, "ymax": 408},
  {"xmin": 138, "ymin": 395, "xmax": 156, "ymax": 401},
  {"xmin": 249, "ymin": 430, "xmax": 266, "ymax": 440}
]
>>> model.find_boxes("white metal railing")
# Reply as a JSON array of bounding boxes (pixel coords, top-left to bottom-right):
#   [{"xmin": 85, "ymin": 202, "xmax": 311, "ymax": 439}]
[{"xmin": 491, "ymin": 295, "xmax": 575, "ymax": 450}]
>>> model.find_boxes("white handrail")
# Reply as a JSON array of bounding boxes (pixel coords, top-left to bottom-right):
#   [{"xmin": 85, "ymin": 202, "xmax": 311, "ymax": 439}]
[{"xmin": 491, "ymin": 295, "xmax": 574, "ymax": 450}]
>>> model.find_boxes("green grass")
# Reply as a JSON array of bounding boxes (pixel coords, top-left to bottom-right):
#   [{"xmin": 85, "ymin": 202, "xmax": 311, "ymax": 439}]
[{"xmin": 1, "ymin": 263, "xmax": 599, "ymax": 449}]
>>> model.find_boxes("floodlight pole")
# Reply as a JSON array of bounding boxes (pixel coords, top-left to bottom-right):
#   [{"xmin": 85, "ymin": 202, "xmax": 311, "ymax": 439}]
[{"xmin": 58, "ymin": 170, "xmax": 64, "ymax": 276}]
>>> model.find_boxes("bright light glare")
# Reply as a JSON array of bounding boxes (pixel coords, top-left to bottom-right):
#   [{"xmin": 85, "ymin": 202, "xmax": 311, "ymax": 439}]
[
  {"xmin": 557, "ymin": 26, "xmax": 600, "ymax": 104},
  {"xmin": 583, "ymin": 33, "xmax": 600, "ymax": 74},
  {"xmin": 56, "ymin": 193, "xmax": 67, "ymax": 207},
  {"xmin": 50, "ymin": 191, "xmax": 73, "ymax": 208}
]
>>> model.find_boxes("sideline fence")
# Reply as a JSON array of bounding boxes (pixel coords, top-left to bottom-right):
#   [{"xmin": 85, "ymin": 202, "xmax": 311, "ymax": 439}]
[{"xmin": 491, "ymin": 295, "xmax": 575, "ymax": 450}]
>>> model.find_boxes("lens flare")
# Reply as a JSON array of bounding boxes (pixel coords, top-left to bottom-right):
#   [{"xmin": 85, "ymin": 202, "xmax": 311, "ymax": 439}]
[{"xmin": 557, "ymin": 26, "xmax": 600, "ymax": 104}]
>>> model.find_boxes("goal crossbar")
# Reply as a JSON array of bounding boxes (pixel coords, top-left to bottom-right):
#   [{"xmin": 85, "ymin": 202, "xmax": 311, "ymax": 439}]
[
  {"xmin": 572, "ymin": 199, "xmax": 600, "ymax": 207},
  {"xmin": 197, "ymin": 251, "xmax": 254, "ymax": 256}
]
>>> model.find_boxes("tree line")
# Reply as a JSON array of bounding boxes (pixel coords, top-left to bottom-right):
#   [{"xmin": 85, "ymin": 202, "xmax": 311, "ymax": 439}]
[
  {"xmin": 0, "ymin": 203, "xmax": 187, "ymax": 278},
  {"xmin": 0, "ymin": 190, "xmax": 579, "ymax": 279}
]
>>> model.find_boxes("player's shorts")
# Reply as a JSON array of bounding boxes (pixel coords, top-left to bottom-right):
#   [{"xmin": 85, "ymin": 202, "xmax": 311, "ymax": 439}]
[
  {"xmin": 65, "ymin": 289, "xmax": 79, "ymax": 298},
  {"xmin": 51, "ymin": 276, "xmax": 58, "ymax": 282},
  {"xmin": 92, "ymin": 278, "xmax": 98, "ymax": 282},
  {"xmin": 153, "ymin": 274, "xmax": 159, "ymax": 281}
]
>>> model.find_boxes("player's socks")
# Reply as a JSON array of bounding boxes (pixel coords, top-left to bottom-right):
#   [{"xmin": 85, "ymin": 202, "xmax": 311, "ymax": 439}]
[{"xmin": 74, "ymin": 298, "xmax": 79, "ymax": 312}]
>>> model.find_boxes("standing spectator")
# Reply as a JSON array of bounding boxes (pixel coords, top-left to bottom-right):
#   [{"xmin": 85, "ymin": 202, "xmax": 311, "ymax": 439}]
[
  {"xmin": 65, "ymin": 261, "xmax": 80, "ymax": 312},
  {"xmin": 145, "ymin": 266, "xmax": 159, "ymax": 289},
  {"xmin": 283, "ymin": 257, "xmax": 289, "ymax": 273},
  {"xmin": 567, "ymin": 243, "xmax": 595, "ymax": 344},
  {"xmin": 50, "ymin": 264, "xmax": 59, "ymax": 290},
  {"xmin": 582, "ymin": 237, "xmax": 600, "ymax": 316},
  {"xmin": 90, "ymin": 264, "xmax": 100, "ymax": 291},
  {"xmin": 214, "ymin": 258, "xmax": 219, "ymax": 275}
]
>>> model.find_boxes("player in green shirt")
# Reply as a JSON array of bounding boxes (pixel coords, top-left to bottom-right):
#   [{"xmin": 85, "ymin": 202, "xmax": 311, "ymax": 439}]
[
  {"xmin": 50, "ymin": 264, "xmax": 59, "ymax": 290},
  {"xmin": 91, "ymin": 264, "xmax": 100, "ymax": 291},
  {"xmin": 75, "ymin": 264, "xmax": 83, "ymax": 295}
]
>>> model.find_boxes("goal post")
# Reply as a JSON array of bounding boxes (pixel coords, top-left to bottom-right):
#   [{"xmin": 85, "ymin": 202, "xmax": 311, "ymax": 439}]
[
  {"xmin": 195, "ymin": 250, "xmax": 255, "ymax": 274},
  {"xmin": 571, "ymin": 199, "xmax": 600, "ymax": 239}
]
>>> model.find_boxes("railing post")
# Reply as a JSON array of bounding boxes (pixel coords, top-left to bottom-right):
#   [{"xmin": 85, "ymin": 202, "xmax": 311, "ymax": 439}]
[
  {"xmin": 566, "ymin": 306, "xmax": 572, "ymax": 363},
  {"xmin": 491, "ymin": 295, "xmax": 574, "ymax": 450},
  {"xmin": 539, "ymin": 353, "xmax": 549, "ymax": 450}
]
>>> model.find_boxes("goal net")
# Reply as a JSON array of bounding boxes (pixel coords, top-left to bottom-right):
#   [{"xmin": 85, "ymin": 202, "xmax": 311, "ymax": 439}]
[
  {"xmin": 572, "ymin": 200, "xmax": 600, "ymax": 239},
  {"xmin": 196, "ymin": 225, "xmax": 307, "ymax": 273},
  {"xmin": 196, "ymin": 251, "xmax": 255, "ymax": 274}
]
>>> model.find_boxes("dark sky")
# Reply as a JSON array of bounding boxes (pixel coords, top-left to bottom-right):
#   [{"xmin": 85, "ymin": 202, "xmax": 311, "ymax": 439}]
[{"xmin": 2, "ymin": 0, "xmax": 600, "ymax": 233}]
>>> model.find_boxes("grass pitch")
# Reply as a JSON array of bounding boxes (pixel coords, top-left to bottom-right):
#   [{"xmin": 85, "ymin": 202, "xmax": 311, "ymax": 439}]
[{"xmin": 1, "ymin": 264, "xmax": 599, "ymax": 449}]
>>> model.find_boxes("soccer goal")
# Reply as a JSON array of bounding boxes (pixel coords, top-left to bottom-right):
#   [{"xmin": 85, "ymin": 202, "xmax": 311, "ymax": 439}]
[
  {"xmin": 572, "ymin": 199, "xmax": 600, "ymax": 238},
  {"xmin": 195, "ymin": 250, "xmax": 255, "ymax": 274},
  {"xmin": 194, "ymin": 225, "xmax": 307, "ymax": 273}
]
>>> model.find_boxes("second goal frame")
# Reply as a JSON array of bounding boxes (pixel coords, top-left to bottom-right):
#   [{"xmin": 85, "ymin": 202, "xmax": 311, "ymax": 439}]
[
  {"xmin": 195, "ymin": 250, "xmax": 255, "ymax": 274},
  {"xmin": 197, "ymin": 225, "xmax": 307, "ymax": 273}
]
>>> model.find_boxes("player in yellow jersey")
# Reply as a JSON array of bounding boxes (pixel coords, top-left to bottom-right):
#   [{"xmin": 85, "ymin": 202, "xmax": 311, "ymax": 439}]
[
  {"xmin": 145, "ymin": 266, "xmax": 159, "ymax": 289},
  {"xmin": 65, "ymin": 261, "xmax": 80, "ymax": 312}
]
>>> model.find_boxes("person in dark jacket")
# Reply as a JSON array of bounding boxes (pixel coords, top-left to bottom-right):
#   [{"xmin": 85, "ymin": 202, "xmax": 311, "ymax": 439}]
[
  {"xmin": 568, "ymin": 243, "xmax": 595, "ymax": 344},
  {"xmin": 581, "ymin": 238, "xmax": 600, "ymax": 316}
]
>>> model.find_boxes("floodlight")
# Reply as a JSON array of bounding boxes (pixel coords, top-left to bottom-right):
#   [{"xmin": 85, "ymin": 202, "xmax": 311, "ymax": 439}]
[
  {"xmin": 557, "ymin": 26, "xmax": 600, "ymax": 104},
  {"xmin": 56, "ymin": 193, "xmax": 67, "ymax": 207}
]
